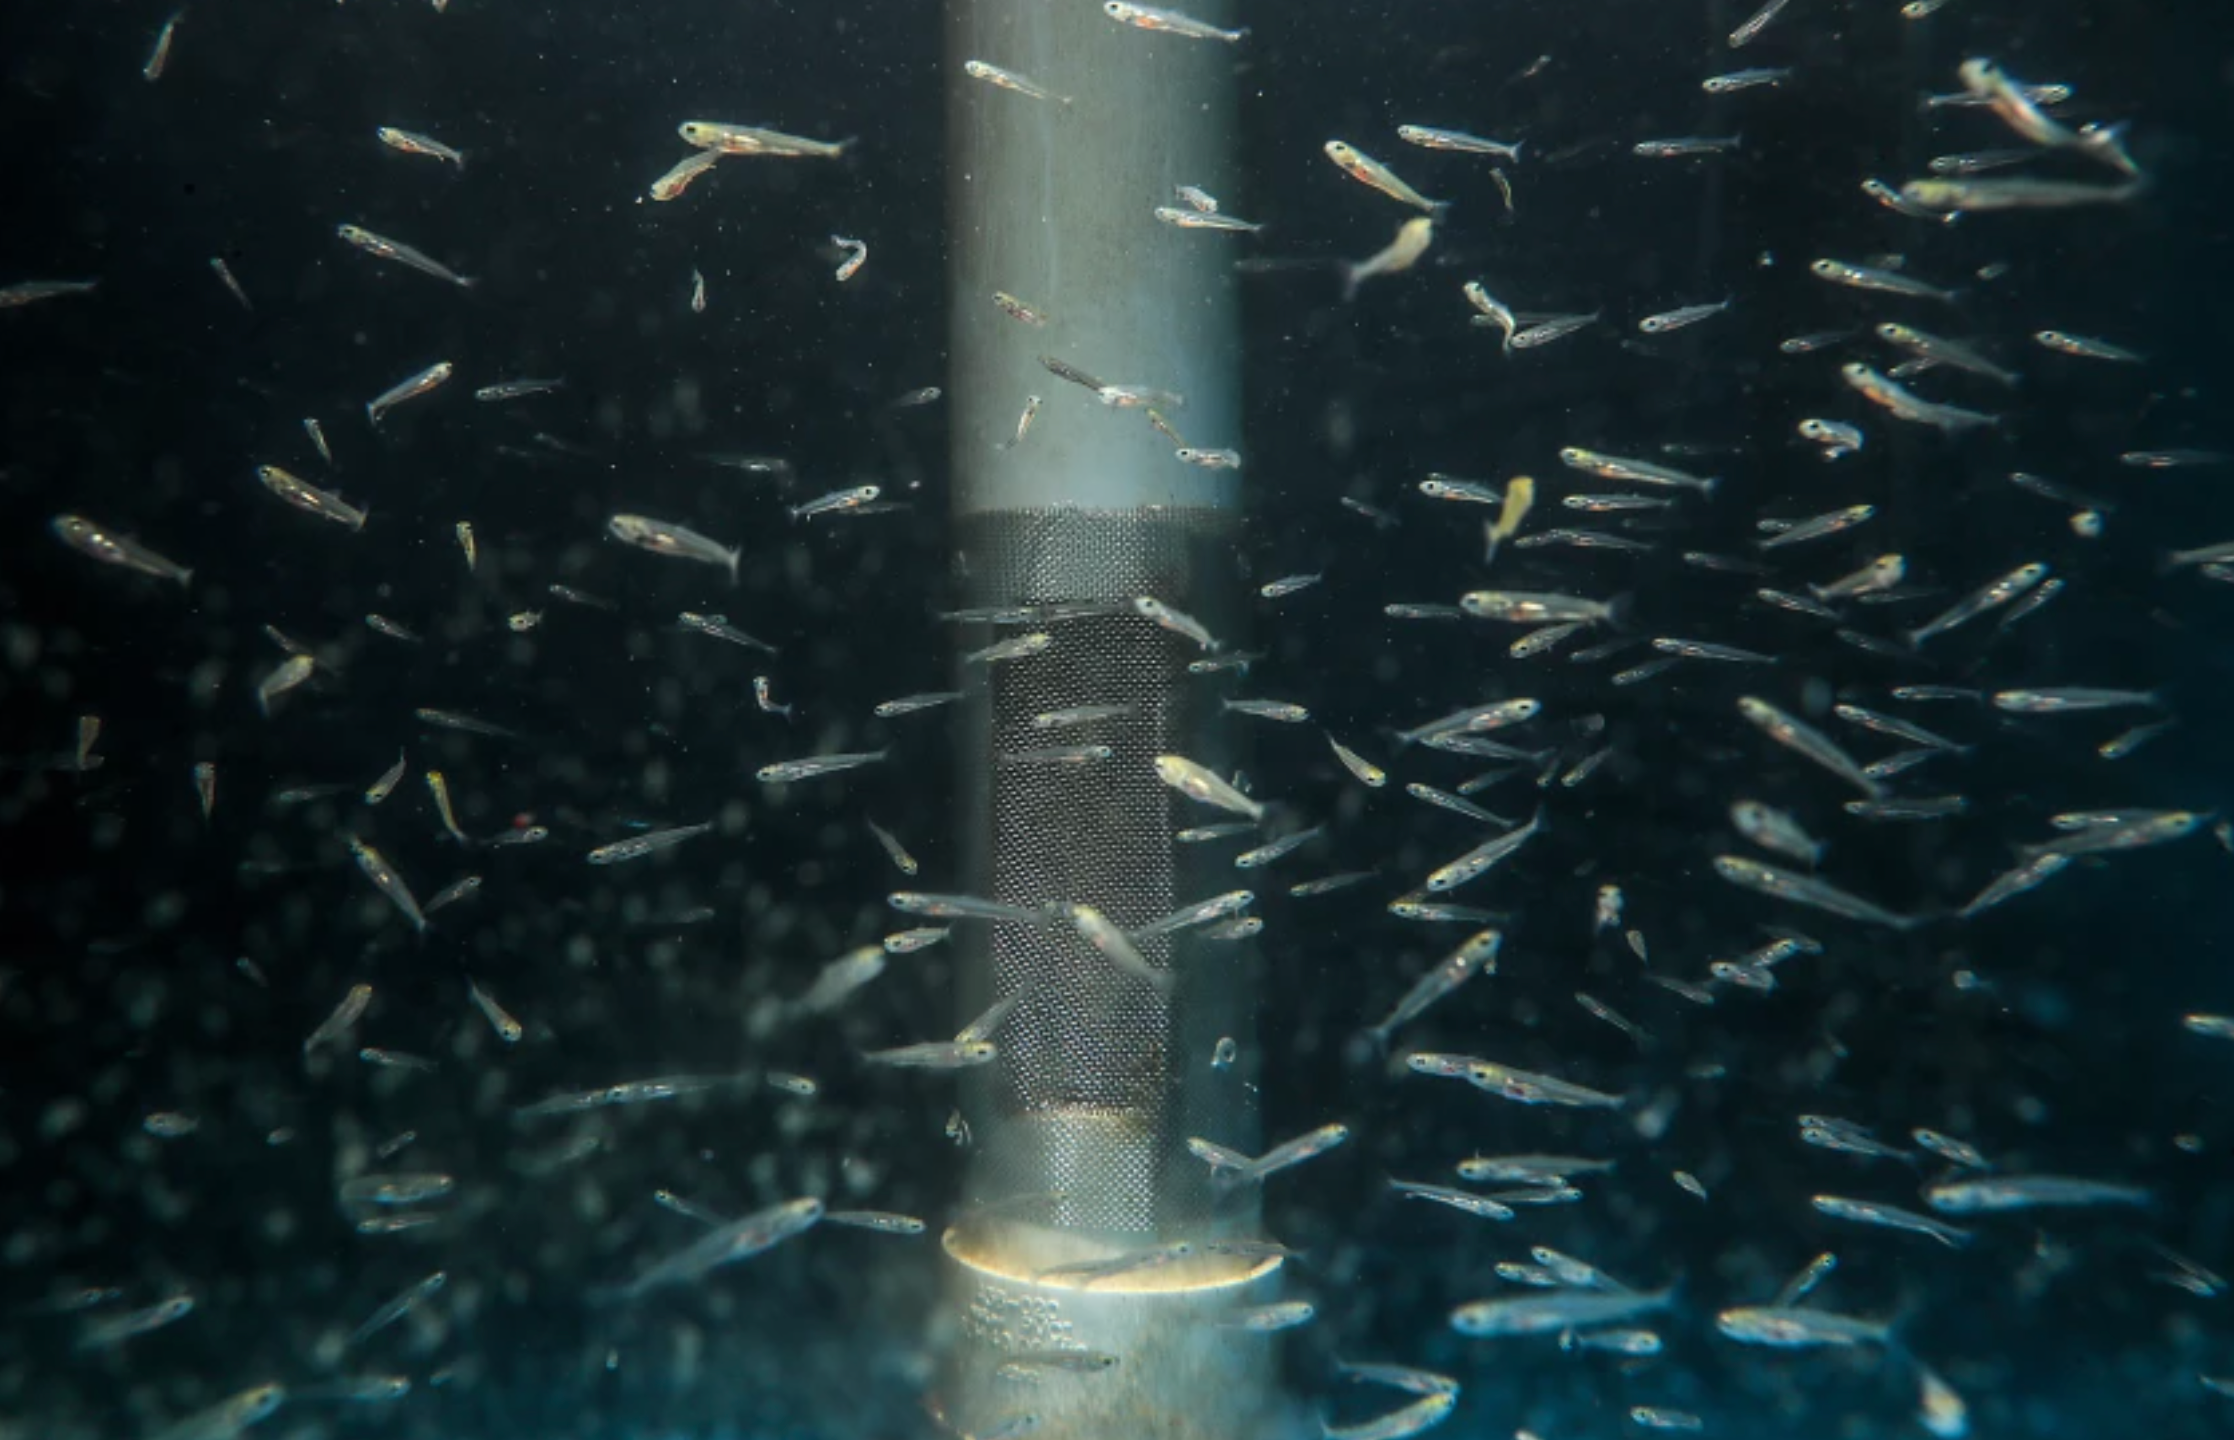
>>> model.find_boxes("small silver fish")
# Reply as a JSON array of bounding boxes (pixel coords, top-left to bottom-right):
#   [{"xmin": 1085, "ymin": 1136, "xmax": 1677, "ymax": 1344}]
[
  {"xmin": 1399, "ymin": 124, "xmax": 1522, "ymax": 159},
  {"xmin": 1260, "ymin": 572, "xmax": 1324, "ymax": 599},
  {"xmin": 792, "ymin": 945, "xmax": 888, "ymax": 1014},
  {"xmin": 1704, "ymin": 67, "xmax": 1791, "ymax": 93},
  {"xmin": 1065, "ymin": 902, "xmax": 1171, "ymax": 994},
  {"xmin": 1153, "ymin": 755, "xmax": 1265, "ymax": 822},
  {"xmin": 347, "ymin": 1271, "xmax": 448, "ymax": 1346},
  {"xmin": 305, "ymin": 983, "xmax": 375, "ymax": 1055},
  {"xmin": 585, "ymin": 821, "xmax": 714, "ymax": 865},
  {"xmin": 1923, "ymin": 1174, "xmax": 2150, "ymax": 1214},
  {"xmin": 1423, "ymin": 808, "xmax": 1544, "ymax": 892},
  {"xmin": 1557, "ymin": 446, "xmax": 1718, "ymax": 495},
  {"xmin": 1321, "ymin": 1392, "xmax": 1456, "ymax": 1440},
  {"xmin": 609, "ymin": 516, "xmax": 741, "ymax": 580},
  {"xmin": 1737, "ymin": 695, "xmax": 1883, "ymax": 799},
  {"xmin": 336, "ymin": 224, "xmax": 475, "ymax": 287},
  {"xmin": 1451, "ymin": 1285, "xmax": 1674, "ymax": 1337},
  {"xmin": 874, "ymin": 691, "xmax": 963, "ymax": 718},
  {"xmin": 790, "ymin": 485, "xmax": 882, "ymax": 521},
  {"xmin": 1905, "ymin": 563, "xmax": 2049, "ymax": 646},
  {"xmin": 1633, "ymin": 136, "xmax": 1741, "ymax": 158},
  {"xmin": 862, "ymin": 1039, "xmax": 999, "ymax": 1069},
  {"xmin": 2035, "ymin": 329, "xmax": 2144, "ymax": 363},
  {"xmin": 254, "ymin": 655, "xmax": 316, "ymax": 717},
  {"xmin": 1713, "ymin": 855, "xmax": 1919, "ymax": 929},
  {"xmin": 756, "ymin": 749, "xmax": 888, "ymax": 784},
  {"xmin": 255, "ymin": 465, "xmax": 368, "ymax": 530},
  {"xmin": 824, "ymin": 1209, "xmax": 927, "ymax": 1235},
  {"xmin": 964, "ymin": 632, "xmax": 1054, "ymax": 665},
  {"xmin": 1810, "ymin": 258, "xmax": 1960, "ymax": 304},
  {"xmin": 888, "ymin": 892, "xmax": 1049, "ymax": 925},
  {"xmin": 75, "ymin": 1294, "xmax": 196, "ymax": 1352},
  {"xmin": 1877, "ymin": 322, "xmax": 2019, "ymax": 387},
  {"xmin": 1759, "ymin": 503, "xmax": 1876, "ymax": 551},
  {"xmin": 1389, "ymin": 1179, "xmax": 1515, "ymax": 1222},
  {"xmin": 1366, "ymin": 929, "xmax": 1501, "ymax": 1045},
  {"xmin": 1101, "ymin": 1, "xmax": 1248, "ymax": 42},
  {"xmin": 1991, "ymin": 686, "xmax": 2162, "ymax": 714},
  {"xmin": 1134, "ymin": 596, "xmax": 1218, "ymax": 649},
  {"xmin": 51, "ymin": 514, "xmax": 193, "ymax": 585},
  {"xmin": 377, "ymin": 126, "xmax": 466, "ymax": 166},
  {"xmin": 1811, "ymin": 1194, "xmax": 1972, "ymax": 1247},
  {"xmin": 1462, "ymin": 1057, "xmax": 1622, "ymax": 1109},
  {"xmin": 148, "ymin": 1384, "xmax": 286, "ymax": 1440},
  {"xmin": 1155, "ymin": 207, "xmax": 1263, "ymax": 234},
  {"xmin": 1324, "ymin": 140, "xmax": 1447, "ymax": 214},
  {"xmin": 1728, "ymin": 0, "xmax": 1791, "ymax": 45},
  {"xmin": 365, "ymin": 360, "xmax": 455, "ymax": 425},
  {"xmin": 1716, "ymin": 1305, "xmax": 1891, "ymax": 1349},
  {"xmin": 1637, "ymin": 298, "xmax": 1731, "ymax": 334},
  {"xmin": 1217, "ymin": 1299, "xmax": 1317, "ymax": 1332}
]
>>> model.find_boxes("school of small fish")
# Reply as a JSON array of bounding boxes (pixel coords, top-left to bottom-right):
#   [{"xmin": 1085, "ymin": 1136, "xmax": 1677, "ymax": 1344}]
[{"xmin": 2, "ymin": 1, "xmax": 2230, "ymax": 1438}]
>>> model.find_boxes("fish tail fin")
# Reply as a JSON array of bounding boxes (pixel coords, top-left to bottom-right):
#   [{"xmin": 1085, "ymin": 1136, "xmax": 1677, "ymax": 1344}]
[
  {"xmin": 725, "ymin": 546, "xmax": 742, "ymax": 584},
  {"xmin": 1879, "ymin": 1294, "xmax": 1926, "ymax": 1353},
  {"xmin": 1603, "ymin": 592, "xmax": 1636, "ymax": 632},
  {"xmin": 1339, "ymin": 264, "xmax": 1362, "ymax": 303}
]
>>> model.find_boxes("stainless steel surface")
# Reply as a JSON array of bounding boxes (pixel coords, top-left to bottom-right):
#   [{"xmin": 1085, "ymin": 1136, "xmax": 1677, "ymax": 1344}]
[
  {"xmin": 938, "ymin": 1224, "xmax": 1292, "ymax": 1440},
  {"xmin": 942, "ymin": 0, "xmax": 1264, "ymax": 1425}
]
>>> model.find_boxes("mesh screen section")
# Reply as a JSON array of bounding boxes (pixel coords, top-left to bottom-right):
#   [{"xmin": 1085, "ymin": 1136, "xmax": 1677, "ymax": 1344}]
[{"xmin": 951, "ymin": 507, "xmax": 1255, "ymax": 1238}]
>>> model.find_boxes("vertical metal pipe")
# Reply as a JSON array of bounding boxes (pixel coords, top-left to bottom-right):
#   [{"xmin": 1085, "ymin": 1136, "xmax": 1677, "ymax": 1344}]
[{"xmin": 940, "ymin": 3, "xmax": 1283, "ymax": 1437}]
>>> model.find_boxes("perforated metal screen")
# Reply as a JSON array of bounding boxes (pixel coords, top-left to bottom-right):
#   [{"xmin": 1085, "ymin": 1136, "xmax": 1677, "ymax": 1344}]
[{"xmin": 951, "ymin": 507, "xmax": 1255, "ymax": 1237}]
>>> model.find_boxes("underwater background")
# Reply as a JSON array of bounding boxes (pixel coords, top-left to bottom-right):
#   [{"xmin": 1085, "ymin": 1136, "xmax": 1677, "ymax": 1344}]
[{"xmin": 1, "ymin": 0, "xmax": 2231, "ymax": 1436}]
